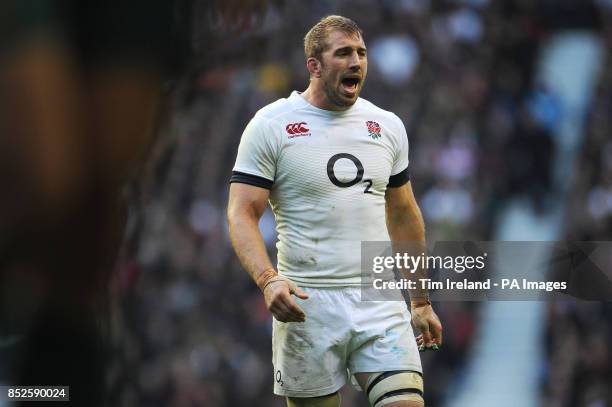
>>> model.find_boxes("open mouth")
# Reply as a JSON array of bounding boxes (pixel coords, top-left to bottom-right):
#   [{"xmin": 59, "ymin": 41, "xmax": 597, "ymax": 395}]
[{"xmin": 340, "ymin": 77, "xmax": 360, "ymax": 96}]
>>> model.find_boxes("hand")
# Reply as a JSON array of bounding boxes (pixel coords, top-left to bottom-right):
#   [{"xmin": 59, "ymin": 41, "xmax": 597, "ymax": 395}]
[
  {"xmin": 412, "ymin": 303, "xmax": 443, "ymax": 351},
  {"xmin": 263, "ymin": 276, "xmax": 309, "ymax": 323}
]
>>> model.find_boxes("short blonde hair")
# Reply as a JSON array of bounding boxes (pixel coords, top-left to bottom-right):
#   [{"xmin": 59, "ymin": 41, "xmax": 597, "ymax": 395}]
[{"xmin": 304, "ymin": 15, "xmax": 363, "ymax": 60}]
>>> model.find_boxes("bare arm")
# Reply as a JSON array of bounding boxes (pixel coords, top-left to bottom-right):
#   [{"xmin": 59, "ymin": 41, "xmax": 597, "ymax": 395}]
[
  {"xmin": 227, "ymin": 183, "xmax": 308, "ymax": 322},
  {"xmin": 385, "ymin": 182, "xmax": 427, "ymax": 299},
  {"xmin": 227, "ymin": 183, "xmax": 274, "ymax": 279},
  {"xmin": 385, "ymin": 182, "xmax": 443, "ymax": 349}
]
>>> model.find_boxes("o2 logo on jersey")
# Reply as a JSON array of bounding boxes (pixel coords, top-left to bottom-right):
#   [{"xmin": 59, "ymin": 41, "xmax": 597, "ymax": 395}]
[
  {"xmin": 275, "ymin": 370, "xmax": 284, "ymax": 387},
  {"xmin": 327, "ymin": 153, "xmax": 373, "ymax": 194}
]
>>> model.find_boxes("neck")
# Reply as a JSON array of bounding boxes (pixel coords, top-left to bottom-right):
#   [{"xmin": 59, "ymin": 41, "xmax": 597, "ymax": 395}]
[{"xmin": 301, "ymin": 83, "xmax": 350, "ymax": 112}]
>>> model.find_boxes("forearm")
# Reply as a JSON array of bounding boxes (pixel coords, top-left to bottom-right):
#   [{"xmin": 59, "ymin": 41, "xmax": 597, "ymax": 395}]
[
  {"xmin": 227, "ymin": 184, "xmax": 307, "ymax": 322},
  {"xmin": 228, "ymin": 210, "xmax": 275, "ymax": 286},
  {"xmin": 387, "ymin": 210, "xmax": 429, "ymax": 303}
]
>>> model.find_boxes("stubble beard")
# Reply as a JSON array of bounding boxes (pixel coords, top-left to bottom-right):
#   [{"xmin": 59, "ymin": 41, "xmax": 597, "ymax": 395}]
[{"xmin": 321, "ymin": 70, "xmax": 358, "ymax": 109}]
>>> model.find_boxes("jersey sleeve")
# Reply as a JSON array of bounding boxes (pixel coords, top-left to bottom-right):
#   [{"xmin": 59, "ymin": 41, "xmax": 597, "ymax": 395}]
[
  {"xmin": 388, "ymin": 115, "xmax": 410, "ymax": 188},
  {"xmin": 230, "ymin": 115, "xmax": 278, "ymax": 189}
]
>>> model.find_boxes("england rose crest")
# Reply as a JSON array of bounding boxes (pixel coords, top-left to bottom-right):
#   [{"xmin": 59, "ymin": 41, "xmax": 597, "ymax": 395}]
[{"xmin": 366, "ymin": 120, "xmax": 381, "ymax": 139}]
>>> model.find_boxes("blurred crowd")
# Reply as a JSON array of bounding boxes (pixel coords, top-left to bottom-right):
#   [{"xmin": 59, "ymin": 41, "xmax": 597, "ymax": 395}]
[
  {"xmin": 107, "ymin": 1, "xmax": 611, "ymax": 406},
  {"xmin": 542, "ymin": 14, "xmax": 612, "ymax": 406}
]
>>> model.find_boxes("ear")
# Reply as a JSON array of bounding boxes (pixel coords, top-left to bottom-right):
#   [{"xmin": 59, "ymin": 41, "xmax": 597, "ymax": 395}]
[{"xmin": 306, "ymin": 57, "xmax": 322, "ymax": 78}]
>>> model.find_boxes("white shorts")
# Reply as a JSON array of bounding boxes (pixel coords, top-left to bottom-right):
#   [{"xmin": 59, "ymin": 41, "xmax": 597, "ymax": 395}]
[{"xmin": 272, "ymin": 286, "xmax": 422, "ymax": 398}]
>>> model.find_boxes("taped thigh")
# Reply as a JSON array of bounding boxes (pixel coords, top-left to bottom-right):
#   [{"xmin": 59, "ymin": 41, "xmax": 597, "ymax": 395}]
[{"xmin": 365, "ymin": 370, "xmax": 424, "ymax": 406}]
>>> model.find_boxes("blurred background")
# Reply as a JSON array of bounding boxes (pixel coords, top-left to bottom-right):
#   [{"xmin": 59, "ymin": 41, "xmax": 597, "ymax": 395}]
[{"xmin": 1, "ymin": 0, "xmax": 612, "ymax": 406}]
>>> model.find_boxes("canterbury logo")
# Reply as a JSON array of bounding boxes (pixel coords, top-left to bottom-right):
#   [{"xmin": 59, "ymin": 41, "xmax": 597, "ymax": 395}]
[{"xmin": 286, "ymin": 122, "xmax": 309, "ymax": 135}]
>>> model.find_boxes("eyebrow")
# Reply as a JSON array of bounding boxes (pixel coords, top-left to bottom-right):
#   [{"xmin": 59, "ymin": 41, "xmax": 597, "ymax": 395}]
[{"xmin": 334, "ymin": 45, "xmax": 367, "ymax": 54}]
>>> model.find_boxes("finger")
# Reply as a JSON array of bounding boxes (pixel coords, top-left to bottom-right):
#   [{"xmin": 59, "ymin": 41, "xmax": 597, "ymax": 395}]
[
  {"xmin": 291, "ymin": 286, "xmax": 309, "ymax": 300},
  {"xmin": 285, "ymin": 280, "xmax": 309, "ymax": 300},
  {"xmin": 430, "ymin": 321, "xmax": 443, "ymax": 346},
  {"xmin": 416, "ymin": 333, "xmax": 424, "ymax": 350},
  {"xmin": 274, "ymin": 309, "xmax": 300, "ymax": 323},
  {"xmin": 271, "ymin": 302, "xmax": 300, "ymax": 323},
  {"xmin": 276, "ymin": 297, "xmax": 305, "ymax": 322},
  {"xmin": 269, "ymin": 304, "xmax": 289, "ymax": 323},
  {"xmin": 421, "ymin": 328, "xmax": 433, "ymax": 347},
  {"xmin": 271, "ymin": 311, "xmax": 288, "ymax": 323},
  {"xmin": 284, "ymin": 297, "xmax": 306, "ymax": 321}
]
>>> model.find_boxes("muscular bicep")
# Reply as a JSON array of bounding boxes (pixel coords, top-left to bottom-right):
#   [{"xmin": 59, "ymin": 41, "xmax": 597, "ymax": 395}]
[{"xmin": 227, "ymin": 182, "xmax": 270, "ymax": 221}]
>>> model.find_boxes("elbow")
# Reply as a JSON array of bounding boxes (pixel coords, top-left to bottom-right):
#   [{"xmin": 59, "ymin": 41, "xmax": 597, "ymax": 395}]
[
  {"xmin": 415, "ymin": 222, "xmax": 426, "ymax": 239},
  {"xmin": 226, "ymin": 202, "xmax": 244, "ymax": 230},
  {"xmin": 227, "ymin": 201, "xmax": 258, "ymax": 231},
  {"xmin": 410, "ymin": 212, "xmax": 426, "ymax": 237},
  {"xmin": 226, "ymin": 201, "xmax": 234, "ymax": 227},
  {"xmin": 226, "ymin": 205, "xmax": 244, "ymax": 242},
  {"xmin": 387, "ymin": 213, "xmax": 426, "ymax": 240}
]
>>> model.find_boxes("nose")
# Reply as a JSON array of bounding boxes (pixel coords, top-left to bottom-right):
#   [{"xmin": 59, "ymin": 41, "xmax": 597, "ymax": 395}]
[{"xmin": 348, "ymin": 51, "xmax": 360, "ymax": 69}]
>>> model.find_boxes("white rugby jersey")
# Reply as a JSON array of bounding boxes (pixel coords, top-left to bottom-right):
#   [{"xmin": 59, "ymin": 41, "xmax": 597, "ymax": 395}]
[{"xmin": 231, "ymin": 91, "xmax": 410, "ymax": 287}]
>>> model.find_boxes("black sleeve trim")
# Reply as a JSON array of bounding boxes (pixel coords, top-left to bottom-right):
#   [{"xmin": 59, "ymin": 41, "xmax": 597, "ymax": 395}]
[
  {"xmin": 230, "ymin": 171, "xmax": 273, "ymax": 189},
  {"xmin": 387, "ymin": 167, "xmax": 410, "ymax": 188}
]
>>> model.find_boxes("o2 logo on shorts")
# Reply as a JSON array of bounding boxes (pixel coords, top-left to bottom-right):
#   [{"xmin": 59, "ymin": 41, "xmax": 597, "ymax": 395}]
[
  {"xmin": 326, "ymin": 153, "xmax": 373, "ymax": 194},
  {"xmin": 275, "ymin": 370, "xmax": 284, "ymax": 387}
]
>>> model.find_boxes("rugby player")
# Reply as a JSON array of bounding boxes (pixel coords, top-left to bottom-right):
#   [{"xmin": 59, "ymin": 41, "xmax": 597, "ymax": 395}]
[{"xmin": 227, "ymin": 15, "xmax": 442, "ymax": 407}]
